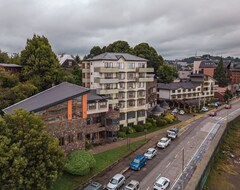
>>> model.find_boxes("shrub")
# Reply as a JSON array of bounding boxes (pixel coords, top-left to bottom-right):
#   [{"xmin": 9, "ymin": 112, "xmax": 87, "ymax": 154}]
[
  {"xmin": 118, "ymin": 131, "xmax": 127, "ymax": 138},
  {"xmin": 64, "ymin": 151, "xmax": 96, "ymax": 176},
  {"xmin": 85, "ymin": 140, "xmax": 93, "ymax": 150},
  {"xmin": 156, "ymin": 118, "xmax": 168, "ymax": 127},
  {"xmin": 127, "ymin": 127, "xmax": 136, "ymax": 134},
  {"xmin": 163, "ymin": 113, "xmax": 174, "ymax": 124},
  {"xmin": 120, "ymin": 126, "xmax": 128, "ymax": 133},
  {"xmin": 146, "ymin": 117, "xmax": 154, "ymax": 123},
  {"xmin": 134, "ymin": 125, "xmax": 145, "ymax": 132},
  {"xmin": 144, "ymin": 122, "xmax": 152, "ymax": 130}
]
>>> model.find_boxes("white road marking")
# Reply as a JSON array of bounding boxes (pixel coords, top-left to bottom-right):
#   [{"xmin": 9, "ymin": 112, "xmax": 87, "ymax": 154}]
[
  {"xmin": 146, "ymin": 187, "xmax": 150, "ymax": 190},
  {"xmin": 156, "ymin": 173, "xmax": 161, "ymax": 180},
  {"xmin": 174, "ymin": 153, "xmax": 179, "ymax": 159},
  {"xmin": 166, "ymin": 162, "xmax": 171, "ymax": 168}
]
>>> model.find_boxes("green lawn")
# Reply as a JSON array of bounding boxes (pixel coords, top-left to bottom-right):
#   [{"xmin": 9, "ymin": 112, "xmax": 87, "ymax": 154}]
[
  {"xmin": 51, "ymin": 139, "xmax": 146, "ymax": 190},
  {"xmin": 128, "ymin": 120, "xmax": 181, "ymax": 138}
]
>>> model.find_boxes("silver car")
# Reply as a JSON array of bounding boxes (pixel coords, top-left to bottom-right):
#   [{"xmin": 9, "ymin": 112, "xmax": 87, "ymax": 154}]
[{"xmin": 107, "ymin": 174, "xmax": 125, "ymax": 190}]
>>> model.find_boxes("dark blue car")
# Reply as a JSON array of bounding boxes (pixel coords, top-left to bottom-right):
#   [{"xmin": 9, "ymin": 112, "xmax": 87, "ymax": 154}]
[{"xmin": 130, "ymin": 155, "xmax": 147, "ymax": 171}]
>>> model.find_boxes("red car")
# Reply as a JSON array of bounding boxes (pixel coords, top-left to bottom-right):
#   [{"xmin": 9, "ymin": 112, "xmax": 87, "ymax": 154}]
[
  {"xmin": 225, "ymin": 104, "xmax": 232, "ymax": 109},
  {"xmin": 209, "ymin": 111, "xmax": 217, "ymax": 117}
]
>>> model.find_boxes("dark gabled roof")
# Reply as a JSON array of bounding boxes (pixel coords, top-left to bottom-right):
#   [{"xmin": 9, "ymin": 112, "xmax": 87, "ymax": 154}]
[
  {"xmin": 87, "ymin": 52, "xmax": 147, "ymax": 62},
  {"xmin": 199, "ymin": 60, "xmax": 217, "ymax": 68},
  {"xmin": 151, "ymin": 104, "xmax": 165, "ymax": 113},
  {"xmin": 0, "ymin": 63, "xmax": 22, "ymax": 68},
  {"xmin": 88, "ymin": 90, "xmax": 108, "ymax": 101},
  {"xmin": 3, "ymin": 82, "xmax": 90, "ymax": 114},
  {"xmin": 157, "ymin": 82, "xmax": 200, "ymax": 90}
]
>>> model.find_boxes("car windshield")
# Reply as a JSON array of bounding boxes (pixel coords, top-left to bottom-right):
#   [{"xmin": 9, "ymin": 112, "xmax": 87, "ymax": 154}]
[
  {"xmin": 146, "ymin": 150, "xmax": 153, "ymax": 154},
  {"xmin": 155, "ymin": 182, "xmax": 162, "ymax": 187},
  {"xmin": 110, "ymin": 178, "xmax": 118, "ymax": 185},
  {"xmin": 133, "ymin": 159, "xmax": 140, "ymax": 163},
  {"xmin": 160, "ymin": 139, "xmax": 167, "ymax": 143}
]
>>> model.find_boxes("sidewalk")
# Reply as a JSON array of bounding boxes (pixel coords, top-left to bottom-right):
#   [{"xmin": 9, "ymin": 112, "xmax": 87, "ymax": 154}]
[
  {"xmin": 89, "ymin": 98, "xmax": 239, "ymax": 155},
  {"xmin": 90, "ymin": 115, "xmax": 203, "ymax": 154}
]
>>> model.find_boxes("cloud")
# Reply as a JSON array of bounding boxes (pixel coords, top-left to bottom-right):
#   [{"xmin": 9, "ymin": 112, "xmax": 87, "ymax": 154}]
[{"xmin": 0, "ymin": 0, "xmax": 240, "ymax": 59}]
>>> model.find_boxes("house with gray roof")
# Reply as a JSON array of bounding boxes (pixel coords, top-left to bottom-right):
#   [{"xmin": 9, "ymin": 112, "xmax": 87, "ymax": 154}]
[{"xmin": 0, "ymin": 63, "xmax": 22, "ymax": 74}]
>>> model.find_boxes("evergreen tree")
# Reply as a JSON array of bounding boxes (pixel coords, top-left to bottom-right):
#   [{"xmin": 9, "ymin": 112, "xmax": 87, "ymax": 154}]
[
  {"xmin": 213, "ymin": 58, "xmax": 228, "ymax": 87},
  {"xmin": 20, "ymin": 35, "xmax": 64, "ymax": 91},
  {"xmin": 0, "ymin": 109, "xmax": 65, "ymax": 190}
]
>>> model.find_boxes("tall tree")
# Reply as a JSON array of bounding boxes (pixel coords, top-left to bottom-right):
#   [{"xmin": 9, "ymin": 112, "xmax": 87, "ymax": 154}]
[
  {"xmin": 134, "ymin": 43, "xmax": 164, "ymax": 73},
  {"xmin": 213, "ymin": 58, "xmax": 228, "ymax": 87},
  {"xmin": 89, "ymin": 46, "xmax": 102, "ymax": 57},
  {"xmin": 224, "ymin": 88, "xmax": 232, "ymax": 102},
  {"xmin": 0, "ymin": 109, "xmax": 65, "ymax": 190},
  {"xmin": 105, "ymin": 40, "xmax": 134, "ymax": 54},
  {"xmin": 20, "ymin": 35, "xmax": 63, "ymax": 91},
  {"xmin": 0, "ymin": 51, "xmax": 9, "ymax": 63},
  {"xmin": 157, "ymin": 64, "xmax": 178, "ymax": 83},
  {"xmin": 75, "ymin": 55, "xmax": 81, "ymax": 64}
]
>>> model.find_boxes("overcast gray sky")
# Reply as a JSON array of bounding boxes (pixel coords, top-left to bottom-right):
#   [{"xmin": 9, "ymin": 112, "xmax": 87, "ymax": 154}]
[{"xmin": 1, "ymin": 0, "xmax": 240, "ymax": 59}]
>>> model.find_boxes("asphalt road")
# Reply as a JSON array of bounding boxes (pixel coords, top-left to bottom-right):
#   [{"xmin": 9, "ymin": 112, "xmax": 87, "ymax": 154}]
[{"xmin": 93, "ymin": 99, "xmax": 240, "ymax": 190}]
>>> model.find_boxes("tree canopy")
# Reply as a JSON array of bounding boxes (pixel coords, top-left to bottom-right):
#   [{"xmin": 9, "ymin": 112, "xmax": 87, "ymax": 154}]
[
  {"xmin": 213, "ymin": 58, "xmax": 228, "ymax": 87},
  {"xmin": 0, "ymin": 109, "xmax": 65, "ymax": 190},
  {"xmin": 20, "ymin": 35, "xmax": 64, "ymax": 91},
  {"xmin": 86, "ymin": 40, "xmax": 177, "ymax": 82}
]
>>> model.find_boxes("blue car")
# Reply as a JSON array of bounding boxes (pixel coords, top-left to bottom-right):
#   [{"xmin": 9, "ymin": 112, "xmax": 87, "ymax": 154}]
[{"xmin": 130, "ymin": 155, "xmax": 147, "ymax": 171}]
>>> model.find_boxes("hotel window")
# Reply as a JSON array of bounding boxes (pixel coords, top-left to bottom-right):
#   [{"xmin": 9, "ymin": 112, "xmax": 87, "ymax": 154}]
[
  {"xmin": 88, "ymin": 103, "xmax": 96, "ymax": 110},
  {"xmin": 128, "ymin": 82, "xmax": 135, "ymax": 89},
  {"xmin": 59, "ymin": 137, "xmax": 65, "ymax": 146},
  {"xmin": 77, "ymin": 133, "xmax": 83, "ymax": 141},
  {"xmin": 139, "ymin": 73, "xmax": 145, "ymax": 78},
  {"xmin": 138, "ymin": 99, "xmax": 145, "ymax": 106},
  {"xmin": 119, "ymin": 83, "xmax": 125, "ymax": 89},
  {"xmin": 119, "ymin": 73, "xmax": 125, "ymax": 80},
  {"xmin": 105, "ymin": 73, "xmax": 113, "ymax": 79},
  {"xmin": 119, "ymin": 101, "xmax": 125, "ymax": 108},
  {"xmin": 87, "ymin": 118, "xmax": 91, "ymax": 125},
  {"xmin": 118, "ymin": 62, "xmax": 124, "ymax": 69},
  {"xmin": 104, "ymin": 62, "xmax": 113, "ymax": 68},
  {"xmin": 128, "ymin": 73, "xmax": 135, "ymax": 79},
  {"xmin": 128, "ymin": 63, "xmax": 135, "ymax": 69},
  {"xmin": 99, "ymin": 101, "xmax": 107, "ymax": 109},
  {"xmin": 120, "ymin": 113, "xmax": 125, "ymax": 120},
  {"xmin": 138, "ymin": 63, "xmax": 145, "ymax": 68},
  {"xmin": 127, "ymin": 111, "xmax": 135, "ymax": 119},
  {"xmin": 128, "ymin": 100, "xmax": 135, "ymax": 107},
  {"xmin": 92, "ymin": 116, "xmax": 101, "ymax": 124},
  {"xmin": 138, "ymin": 82, "xmax": 144, "ymax": 88},
  {"xmin": 105, "ymin": 84, "xmax": 113, "ymax": 89},
  {"xmin": 128, "ymin": 92, "xmax": 135, "ymax": 98},
  {"xmin": 68, "ymin": 135, "xmax": 74, "ymax": 143},
  {"xmin": 138, "ymin": 110, "xmax": 145, "ymax": 117}
]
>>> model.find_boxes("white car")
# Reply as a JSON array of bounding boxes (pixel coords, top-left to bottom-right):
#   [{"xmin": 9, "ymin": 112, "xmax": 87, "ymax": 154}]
[
  {"xmin": 144, "ymin": 148, "xmax": 157, "ymax": 159},
  {"xmin": 123, "ymin": 180, "xmax": 140, "ymax": 190},
  {"xmin": 107, "ymin": 174, "xmax": 126, "ymax": 190},
  {"xmin": 171, "ymin": 108, "xmax": 178, "ymax": 114},
  {"xmin": 153, "ymin": 177, "xmax": 170, "ymax": 190},
  {"xmin": 201, "ymin": 107, "xmax": 209, "ymax": 112},
  {"xmin": 157, "ymin": 137, "xmax": 171, "ymax": 149},
  {"xmin": 179, "ymin": 110, "xmax": 185, "ymax": 115}
]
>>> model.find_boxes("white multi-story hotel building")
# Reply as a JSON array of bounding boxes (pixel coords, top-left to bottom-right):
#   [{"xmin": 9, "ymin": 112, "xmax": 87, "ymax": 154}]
[{"xmin": 82, "ymin": 52, "xmax": 154, "ymax": 127}]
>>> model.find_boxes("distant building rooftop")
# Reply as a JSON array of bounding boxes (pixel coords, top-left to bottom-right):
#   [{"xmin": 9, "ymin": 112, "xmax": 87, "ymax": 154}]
[
  {"xmin": 0, "ymin": 63, "xmax": 22, "ymax": 68},
  {"xmin": 157, "ymin": 82, "xmax": 200, "ymax": 90}
]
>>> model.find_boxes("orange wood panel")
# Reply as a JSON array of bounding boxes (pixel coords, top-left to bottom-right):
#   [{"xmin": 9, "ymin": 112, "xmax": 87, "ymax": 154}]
[
  {"xmin": 82, "ymin": 94, "xmax": 88, "ymax": 119},
  {"xmin": 67, "ymin": 100, "xmax": 72, "ymax": 120}
]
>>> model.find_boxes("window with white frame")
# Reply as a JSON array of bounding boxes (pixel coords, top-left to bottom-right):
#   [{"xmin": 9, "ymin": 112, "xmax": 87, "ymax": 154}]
[
  {"xmin": 118, "ymin": 62, "xmax": 124, "ymax": 69},
  {"xmin": 138, "ymin": 82, "xmax": 144, "ymax": 88},
  {"xmin": 104, "ymin": 62, "xmax": 113, "ymax": 68},
  {"xmin": 128, "ymin": 82, "xmax": 135, "ymax": 89},
  {"xmin": 119, "ymin": 83, "xmax": 125, "ymax": 89},
  {"xmin": 128, "ymin": 63, "xmax": 135, "ymax": 69}
]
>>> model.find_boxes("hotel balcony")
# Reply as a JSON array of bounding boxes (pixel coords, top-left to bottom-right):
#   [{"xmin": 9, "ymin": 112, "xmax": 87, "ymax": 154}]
[
  {"xmin": 94, "ymin": 77, "xmax": 119, "ymax": 84},
  {"xmin": 82, "ymin": 78, "xmax": 90, "ymax": 83},
  {"xmin": 94, "ymin": 67, "xmax": 119, "ymax": 73},
  {"xmin": 137, "ymin": 77, "xmax": 154, "ymax": 82},
  {"xmin": 82, "ymin": 68, "xmax": 90, "ymax": 73},
  {"xmin": 137, "ymin": 67, "xmax": 154, "ymax": 73},
  {"xmin": 97, "ymin": 88, "xmax": 119, "ymax": 95},
  {"xmin": 108, "ymin": 98, "xmax": 119, "ymax": 104}
]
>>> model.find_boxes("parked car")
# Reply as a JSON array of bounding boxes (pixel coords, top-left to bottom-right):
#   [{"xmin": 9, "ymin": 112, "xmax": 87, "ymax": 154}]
[
  {"xmin": 171, "ymin": 108, "xmax": 178, "ymax": 114},
  {"xmin": 179, "ymin": 110, "xmax": 185, "ymax": 115},
  {"xmin": 107, "ymin": 174, "xmax": 126, "ymax": 190},
  {"xmin": 225, "ymin": 104, "xmax": 232, "ymax": 109},
  {"xmin": 130, "ymin": 155, "xmax": 147, "ymax": 171},
  {"xmin": 144, "ymin": 148, "xmax": 157, "ymax": 159},
  {"xmin": 153, "ymin": 177, "xmax": 170, "ymax": 190},
  {"xmin": 167, "ymin": 127, "xmax": 179, "ymax": 139},
  {"xmin": 123, "ymin": 180, "xmax": 140, "ymax": 190},
  {"xmin": 208, "ymin": 102, "xmax": 221, "ymax": 107},
  {"xmin": 157, "ymin": 137, "xmax": 171, "ymax": 148},
  {"xmin": 201, "ymin": 107, "xmax": 209, "ymax": 112},
  {"xmin": 209, "ymin": 111, "xmax": 217, "ymax": 117},
  {"xmin": 83, "ymin": 181, "xmax": 103, "ymax": 190}
]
